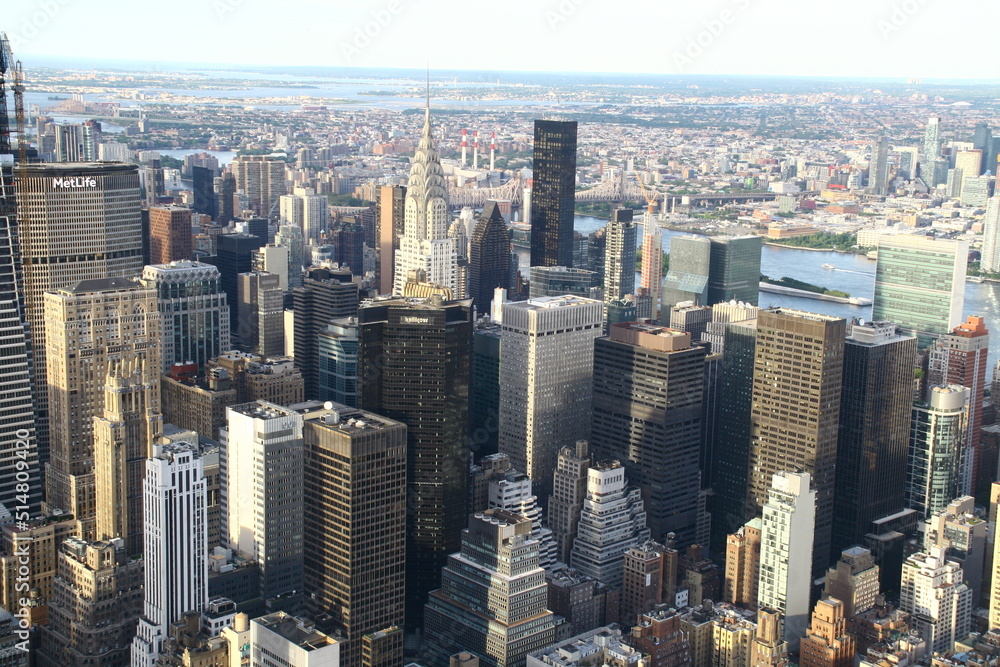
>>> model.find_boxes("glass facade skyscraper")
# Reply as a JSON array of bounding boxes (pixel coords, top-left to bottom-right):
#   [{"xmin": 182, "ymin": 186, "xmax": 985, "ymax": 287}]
[
  {"xmin": 707, "ymin": 235, "xmax": 762, "ymax": 305},
  {"xmin": 530, "ymin": 120, "xmax": 577, "ymax": 268}
]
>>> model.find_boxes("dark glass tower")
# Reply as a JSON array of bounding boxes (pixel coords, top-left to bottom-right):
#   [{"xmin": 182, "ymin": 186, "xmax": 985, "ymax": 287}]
[
  {"xmin": 707, "ymin": 319, "xmax": 757, "ymax": 551},
  {"xmin": 215, "ymin": 173, "xmax": 236, "ymax": 224},
  {"xmin": 330, "ymin": 221, "xmax": 365, "ymax": 276},
  {"xmin": 357, "ymin": 295, "xmax": 472, "ymax": 632},
  {"xmin": 469, "ymin": 201, "xmax": 512, "ymax": 310},
  {"xmin": 833, "ymin": 321, "xmax": 917, "ymax": 557},
  {"xmin": 292, "ymin": 267, "xmax": 360, "ymax": 400},
  {"xmin": 469, "ymin": 323, "xmax": 501, "ymax": 458},
  {"xmin": 530, "ymin": 120, "xmax": 577, "ymax": 268},
  {"xmin": 211, "ymin": 233, "xmax": 264, "ymax": 330},
  {"xmin": 590, "ymin": 321, "xmax": 706, "ymax": 545},
  {"xmin": 192, "ymin": 166, "xmax": 216, "ymax": 218},
  {"xmin": 707, "ymin": 236, "xmax": 762, "ymax": 305}
]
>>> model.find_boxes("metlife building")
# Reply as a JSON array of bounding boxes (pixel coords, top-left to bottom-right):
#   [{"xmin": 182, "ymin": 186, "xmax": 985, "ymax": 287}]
[{"xmin": 15, "ymin": 162, "xmax": 144, "ymax": 477}]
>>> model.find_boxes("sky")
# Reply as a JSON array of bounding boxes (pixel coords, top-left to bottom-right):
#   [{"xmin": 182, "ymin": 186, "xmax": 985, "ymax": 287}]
[{"xmin": 7, "ymin": 0, "xmax": 1000, "ymax": 81}]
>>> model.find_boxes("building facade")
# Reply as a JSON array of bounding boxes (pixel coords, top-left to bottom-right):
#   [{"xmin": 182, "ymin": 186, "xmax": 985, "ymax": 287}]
[{"xmin": 530, "ymin": 120, "xmax": 578, "ymax": 268}]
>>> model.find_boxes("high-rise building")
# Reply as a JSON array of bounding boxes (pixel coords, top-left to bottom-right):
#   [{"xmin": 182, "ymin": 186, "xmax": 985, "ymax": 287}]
[
  {"xmin": 0, "ymin": 155, "xmax": 39, "ymax": 516},
  {"xmin": 488, "ymin": 469, "xmax": 557, "ymax": 570},
  {"xmin": 357, "ymin": 295, "xmax": 473, "ymax": 631},
  {"xmin": 823, "ymin": 547, "xmax": 880, "ymax": 619},
  {"xmin": 392, "ymin": 102, "xmax": 458, "ymax": 296},
  {"xmin": 629, "ymin": 607, "xmax": 692, "ymax": 667},
  {"xmin": 292, "ymin": 266, "xmax": 360, "ymax": 400},
  {"xmin": 236, "ymin": 271, "xmax": 284, "ymax": 357},
  {"xmin": 990, "ymin": 483, "xmax": 1000, "ymax": 630},
  {"xmin": 149, "ymin": 205, "xmax": 193, "ymax": 265},
  {"xmin": 961, "ymin": 174, "xmax": 992, "ymax": 206},
  {"xmin": 275, "ymin": 224, "xmax": 305, "ymax": 288},
  {"xmin": 668, "ymin": 304, "xmax": 713, "ymax": 339},
  {"xmin": 548, "ymin": 440, "xmax": 591, "ymax": 564},
  {"xmin": 570, "ymin": 461, "xmax": 651, "ymax": 589},
  {"xmin": 215, "ymin": 172, "xmax": 236, "ymax": 224},
  {"xmin": 16, "ymin": 163, "xmax": 144, "ymax": 473},
  {"xmin": 212, "ymin": 233, "xmax": 265, "ymax": 329},
  {"xmin": 709, "ymin": 316, "xmax": 758, "ymax": 547},
  {"xmin": 301, "ymin": 403, "xmax": 406, "ymax": 667},
  {"xmin": 36, "ymin": 537, "xmax": 144, "ymax": 667},
  {"xmin": 833, "ymin": 321, "xmax": 916, "ymax": 556},
  {"xmin": 922, "ymin": 116, "xmax": 942, "ymax": 179},
  {"xmin": 899, "ymin": 546, "xmax": 972, "ymax": 655},
  {"xmin": 907, "ymin": 384, "xmax": 970, "ymax": 518},
  {"xmin": 591, "ymin": 321, "xmax": 706, "ymax": 545},
  {"xmin": 872, "ymin": 235, "xmax": 967, "ymax": 347},
  {"xmin": 982, "ymin": 197, "xmax": 1000, "ymax": 273},
  {"xmin": 747, "ymin": 309, "xmax": 844, "ymax": 573},
  {"xmin": 527, "ymin": 265, "xmax": 600, "ymax": 299},
  {"xmin": 222, "ymin": 402, "xmax": 305, "ymax": 607},
  {"xmin": 52, "ymin": 122, "xmax": 101, "ymax": 162},
  {"xmin": 662, "ymin": 235, "xmax": 710, "ymax": 309},
  {"xmin": 621, "ymin": 541, "xmax": 671, "ymax": 624},
  {"xmin": 377, "ymin": 185, "xmax": 406, "ymax": 294},
  {"xmin": 317, "ymin": 317, "xmax": 359, "ymax": 407},
  {"xmin": 144, "ymin": 159, "xmax": 165, "ymax": 203},
  {"xmin": 470, "ymin": 320, "xmax": 502, "ymax": 458},
  {"xmin": 141, "ymin": 261, "xmax": 230, "ymax": 372},
  {"xmin": 280, "ymin": 186, "xmax": 329, "ymax": 243},
  {"xmin": 708, "ymin": 236, "xmax": 762, "ymax": 306},
  {"xmin": 749, "ymin": 608, "xmax": 789, "ymax": 667},
  {"xmin": 757, "ymin": 471, "xmax": 815, "ymax": 650},
  {"xmin": 93, "ymin": 359, "xmax": 162, "ymax": 556},
  {"xmin": 924, "ymin": 497, "xmax": 988, "ymax": 604},
  {"xmin": 243, "ymin": 612, "xmax": 341, "ymax": 665},
  {"xmin": 798, "ymin": 598, "xmax": 856, "ymax": 667},
  {"xmin": 469, "ymin": 202, "xmax": 512, "ymax": 311},
  {"xmin": 956, "ymin": 149, "xmax": 984, "ymax": 186},
  {"xmin": 530, "ymin": 120, "xmax": 577, "ymax": 268},
  {"xmin": 928, "ymin": 316, "xmax": 990, "ymax": 497},
  {"xmin": 867, "ymin": 136, "xmax": 891, "ymax": 196},
  {"xmin": 44, "ymin": 278, "xmax": 160, "ymax": 539},
  {"xmin": 191, "ymin": 165, "xmax": 216, "ymax": 219},
  {"xmin": 252, "ymin": 243, "xmax": 291, "ymax": 291},
  {"xmin": 232, "ymin": 155, "xmax": 287, "ymax": 216},
  {"xmin": 603, "ymin": 208, "xmax": 637, "ymax": 306},
  {"xmin": 724, "ymin": 518, "xmax": 761, "ymax": 608},
  {"xmin": 132, "ymin": 441, "xmax": 209, "ymax": 667},
  {"xmin": 423, "ymin": 509, "xmax": 556, "ymax": 667},
  {"xmin": 498, "ymin": 295, "xmax": 603, "ymax": 503},
  {"xmin": 329, "ymin": 220, "xmax": 366, "ymax": 275},
  {"xmin": 640, "ymin": 207, "xmax": 663, "ymax": 321}
]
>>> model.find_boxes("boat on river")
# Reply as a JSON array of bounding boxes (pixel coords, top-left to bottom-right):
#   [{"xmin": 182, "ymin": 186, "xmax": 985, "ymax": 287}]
[{"xmin": 821, "ymin": 263, "xmax": 835, "ymax": 270}]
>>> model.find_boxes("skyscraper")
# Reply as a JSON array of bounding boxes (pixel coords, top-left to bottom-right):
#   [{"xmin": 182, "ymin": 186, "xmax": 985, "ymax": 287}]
[
  {"xmin": 215, "ymin": 172, "xmax": 236, "ymax": 224},
  {"xmin": 392, "ymin": 99, "xmax": 458, "ymax": 296},
  {"xmin": 423, "ymin": 509, "xmax": 556, "ymax": 667},
  {"xmin": 222, "ymin": 402, "xmax": 304, "ymax": 607},
  {"xmin": 749, "ymin": 609, "xmax": 789, "ymax": 667},
  {"xmin": 798, "ymin": 598, "xmax": 856, "ymax": 667},
  {"xmin": 591, "ymin": 321, "xmax": 707, "ymax": 545},
  {"xmin": 141, "ymin": 261, "xmax": 230, "ymax": 372},
  {"xmin": 833, "ymin": 321, "xmax": 916, "ymax": 556},
  {"xmin": 527, "ymin": 265, "xmax": 600, "ymax": 299},
  {"xmin": 872, "ymin": 235, "xmax": 967, "ymax": 347},
  {"xmin": 982, "ymin": 196, "xmax": 1000, "ymax": 273},
  {"xmin": 498, "ymin": 295, "xmax": 603, "ymax": 502},
  {"xmin": 280, "ymin": 186, "xmax": 329, "ymax": 244},
  {"xmin": 232, "ymin": 155, "xmax": 287, "ymax": 216},
  {"xmin": 757, "ymin": 471, "xmax": 816, "ymax": 650},
  {"xmin": 469, "ymin": 201, "xmax": 512, "ymax": 311},
  {"xmin": 317, "ymin": 317, "xmax": 360, "ymax": 407},
  {"xmin": 867, "ymin": 136, "xmax": 890, "ymax": 196},
  {"xmin": 662, "ymin": 235, "xmax": 710, "ymax": 309},
  {"xmin": 530, "ymin": 120, "xmax": 577, "ymax": 268},
  {"xmin": 822, "ymin": 547, "xmax": 880, "ymax": 620},
  {"xmin": 927, "ymin": 316, "xmax": 989, "ymax": 497},
  {"xmin": 570, "ymin": 461, "xmax": 650, "ymax": 589},
  {"xmin": 907, "ymin": 385, "xmax": 970, "ymax": 518},
  {"xmin": 707, "ymin": 236, "xmax": 762, "ymax": 306},
  {"xmin": 44, "ymin": 278, "xmax": 160, "ymax": 539},
  {"xmin": 487, "ymin": 469, "xmax": 557, "ymax": 570},
  {"xmin": 899, "ymin": 546, "xmax": 972, "ymax": 655},
  {"xmin": 357, "ymin": 295, "xmax": 473, "ymax": 631},
  {"xmin": 132, "ymin": 442, "xmax": 209, "ymax": 667},
  {"xmin": 922, "ymin": 116, "xmax": 941, "ymax": 179},
  {"xmin": 603, "ymin": 208, "xmax": 637, "ymax": 306},
  {"xmin": 236, "ymin": 271, "xmax": 284, "ymax": 357},
  {"xmin": 640, "ymin": 205, "xmax": 663, "ymax": 321},
  {"xmin": 377, "ymin": 185, "xmax": 406, "ymax": 294},
  {"xmin": 301, "ymin": 403, "xmax": 406, "ymax": 667},
  {"xmin": 747, "ymin": 309, "xmax": 844, "ymax": 574},
  {"xmin": 149, "ymin": 205, "xmax": 193, "ymax": 265},
  {"xmin": 724, "ymin": 518, "xmax": 761, "ymax": 608},
  {"xmin": 16, "ymin": 162, "xmax": 144, "ymax": 472},
  {"xmin": 93, "ymin": 359, "xmax": 162, "ymax": 556},
  {"xmin": 548, "ymin": 440, "xmax": 591, "ymax": 564},
  {"xmin": 292, "ymin": 266, "xmax": 360, "ymax": 400},
  {"xmin": 191, "ymin": 165, "xmax": 216, "ymax": 218},
  {"xmin": 212, "ymin": 233, "xmax": 265, "ymax": 329}
]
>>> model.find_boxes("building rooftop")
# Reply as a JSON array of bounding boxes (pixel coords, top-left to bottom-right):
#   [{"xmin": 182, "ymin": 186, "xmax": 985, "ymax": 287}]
[
  {"xmin": 254, "ymin": 612, "xmax": 338, "ymax": 652},
  {"xmin": 298, "ymin": 402, "xmax": 403, "ymax": 435},
  {"xmin": 519, "ymin": 295, "xmax": 602, "ymax": 309},
  {"xmin": 58, "ymin": 277, "xmax": 141, "ymax": 294},
  {"xmin": 229, "ymin": 401, "xmax": 297, "ymax": 421}
]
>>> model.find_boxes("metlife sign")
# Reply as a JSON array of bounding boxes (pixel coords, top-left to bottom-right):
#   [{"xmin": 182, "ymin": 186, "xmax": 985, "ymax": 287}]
[{"xmin": 52, "ymin": 177, "xmax": 97, "ymax": 188}]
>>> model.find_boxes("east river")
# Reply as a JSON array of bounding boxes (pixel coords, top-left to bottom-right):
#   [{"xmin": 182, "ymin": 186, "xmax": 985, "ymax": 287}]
[{"xmin": 517, "ymin": 216, "xmax": 1000, "ymax": 374}]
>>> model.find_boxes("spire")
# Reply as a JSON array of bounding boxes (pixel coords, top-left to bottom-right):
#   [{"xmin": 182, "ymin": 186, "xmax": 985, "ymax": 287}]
[{"xmin": 425, "ymin": 67, "xmax": 430, "ymax": 125}]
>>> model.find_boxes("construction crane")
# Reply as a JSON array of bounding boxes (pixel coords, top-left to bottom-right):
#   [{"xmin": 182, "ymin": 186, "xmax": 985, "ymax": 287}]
[
  {"xmin": 0, "ymin": 32, "xmax": 12, "ymax": 156},
  {"xmin": 633, "ymin": 169, "xmax": 658, "ymax": 215}
]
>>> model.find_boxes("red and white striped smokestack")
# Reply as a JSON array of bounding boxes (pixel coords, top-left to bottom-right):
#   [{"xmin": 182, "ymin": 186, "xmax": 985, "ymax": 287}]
[
  {"xmin": 461, "ymin": 128, "xmax": 468, "ymax": 166},
  {"xmin": 490, "ymin": 131, "xmax": 496, "ymax": 171},
  {"xmin": 473, "ymin": 130, "xmax": 480, "ymax": 170}
]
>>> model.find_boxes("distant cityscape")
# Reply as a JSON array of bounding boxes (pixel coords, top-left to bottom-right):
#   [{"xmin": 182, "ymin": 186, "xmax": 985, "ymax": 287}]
[{"xmin": 6, "ymin": 16, "xmax": 1000, "ymax": 667}]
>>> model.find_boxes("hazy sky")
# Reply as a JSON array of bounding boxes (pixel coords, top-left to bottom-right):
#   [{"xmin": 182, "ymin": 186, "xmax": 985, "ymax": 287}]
[{"xmin": 7, "ymin": 0, "xmax": 1000, "ymax": 80}]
